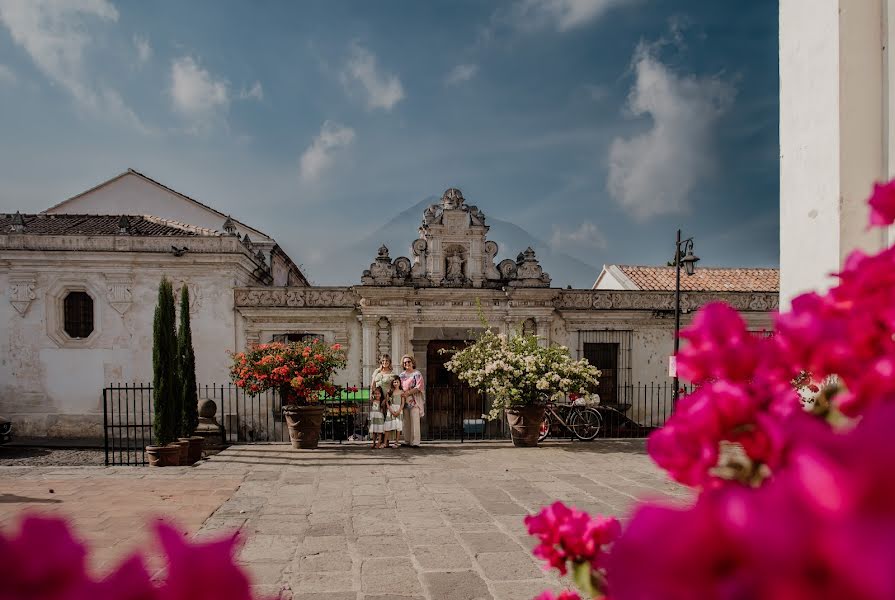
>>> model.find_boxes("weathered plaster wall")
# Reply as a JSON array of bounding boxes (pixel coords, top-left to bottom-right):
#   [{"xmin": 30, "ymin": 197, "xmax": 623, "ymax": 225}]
[
  {"xmin": 779, "ymin": 0, "xmax": 890, "ymax": 308},
  {"xmin": 0, "ymin": 249, "xmax": 256, "ymax": 439}
]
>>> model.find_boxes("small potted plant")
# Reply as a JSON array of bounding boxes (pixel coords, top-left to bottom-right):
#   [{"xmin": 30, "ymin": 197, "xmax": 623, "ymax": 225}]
[
  {"xmin": 229, "ymin": 339, "xmax": 347, "ymax": 449},
  {"xmin": 445, "ymin": 329, "xmax": 600, "ymax": 446}
]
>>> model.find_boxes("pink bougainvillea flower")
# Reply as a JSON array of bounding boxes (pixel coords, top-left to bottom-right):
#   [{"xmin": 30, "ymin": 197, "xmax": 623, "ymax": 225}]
[
  {"xmin": 95, "ymin": 555, "xmax": 157, "ymax": 600},
  {"xmin": 610, "ymin": 403, "xmax": 895, "ymax": 600},
  {"xmin": 676, "ymin": 302, "xmax": 767, "ymax": 384},
  {"xmin": 533, "ymin": 590, "xmax": 582, "ymax": 600},
  {"xmin": 524, "ymin": 502, "xmax": 620, "ymax": 576},
  {"xmin": 0, "ymin": 515, "xmax": 91, "ymax": 600},
  {"xmin": 0, "ymin": 516, "xmax": 257, "ymax": 600},
  {"xmin": 868, "ymin": 179, "xmax": 895, "ymax": 226},
  {"xmin": 155, "ymin": 522, "xmax": 251, "ymax": 600}
]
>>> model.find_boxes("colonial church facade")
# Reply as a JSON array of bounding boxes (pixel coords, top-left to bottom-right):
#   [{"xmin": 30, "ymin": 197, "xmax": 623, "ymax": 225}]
[{"xmin": 1, "ymin": 171, "xmax": 778, "ymax": 439}]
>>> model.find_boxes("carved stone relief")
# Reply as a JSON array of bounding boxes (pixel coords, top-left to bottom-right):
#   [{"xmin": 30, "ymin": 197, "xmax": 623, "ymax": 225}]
[
  {"xmin": 377, "ymin": 317, "xmax": 391, "ymax": 359},
  {"xmin": 105, "ymin": 275, "xmax": 133, "ymax": 315},
  {"xmin": 8, "ymin": 275, "xmax": 37, "ymax": 316},
  {"xmin": 522, "ymin": 318, "xmax": 537, "ymax": 336}
]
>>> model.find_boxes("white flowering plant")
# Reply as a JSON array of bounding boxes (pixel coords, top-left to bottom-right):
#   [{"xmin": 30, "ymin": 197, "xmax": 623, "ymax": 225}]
[{"xmin": 444, "ymin": 329, "xmax": 601, "ymax": 420}]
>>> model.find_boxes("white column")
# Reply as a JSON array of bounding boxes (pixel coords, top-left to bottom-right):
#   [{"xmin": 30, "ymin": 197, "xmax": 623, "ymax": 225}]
[
  {"xmin": 391, "ymin": 319, "xmax": 408, "ymax": 362},
  {"xmin": 536, "ymin": 318, "xmax": 550, "ymax": 347},
  {"xmin": 361, "ymin": 317, "xmax": 377, "ymax": 386},
  {"xmin": 780, "ymin": 0, "xmax": 887, "ymax": 308}
]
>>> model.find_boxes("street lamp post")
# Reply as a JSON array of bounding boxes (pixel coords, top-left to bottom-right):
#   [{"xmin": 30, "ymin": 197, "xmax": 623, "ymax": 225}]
[{"xmin": 673, "ymin": 229, "xmax": 699, "ymax": 405}]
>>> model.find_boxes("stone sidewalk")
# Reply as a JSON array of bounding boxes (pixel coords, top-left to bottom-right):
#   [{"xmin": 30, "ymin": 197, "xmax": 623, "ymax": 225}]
[
  {"xmin": 193, "ymin": 440, "xmax": 689, "ymax": 600},
  {"xmin": 0, "ymin": 465, "xmax": 242, "ymax": 575}
]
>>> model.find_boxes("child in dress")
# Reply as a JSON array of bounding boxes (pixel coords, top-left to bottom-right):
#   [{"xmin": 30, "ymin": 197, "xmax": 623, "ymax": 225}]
[
  {"xmin": 368, "ymin": 385, "xmax": 386, "ymax": 449},
  {"xmin": 383, "ymin": 376, "xmax": 405, "ymax": 448}
]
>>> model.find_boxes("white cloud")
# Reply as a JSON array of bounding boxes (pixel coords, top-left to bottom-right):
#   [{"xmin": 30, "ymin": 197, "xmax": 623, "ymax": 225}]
[
  {"xmin": 445, "ymin": 63, "xmax": 478, "ymax": 86},
  {"xmin": 508, "ymin": 0, "xmax": 633, "ymax": 32},
  {"xmin": 169, "ymin": 56, "xmax": 229, "ymax": 122},
  {"xmin": 607, "ymin": 44, "xmax": 734, "ymax": 220},
  {"xmin": 133, "ymin": 33, "xmax": 151, "ymax": 64},
  {"xmin": 550, "ymin": 221, "xmax": 607, "ymax": 250},
  {"xmin": 341, "ymin": 45, "xmax": 404, "ymax": 111},
  {"xmin": 0, "ymin": 0, "xmax": 148, "ymax": 130},
  {"xmin": 239, "ymin": 80, "xmax": 264, "ymax": 101},
  {"xmin": 299, "ymin": 121, "xmax": 356, "ymax": 182},
  {"xmin": 0, "ymin": 63, "xmax": 15, "ymax": 85}
]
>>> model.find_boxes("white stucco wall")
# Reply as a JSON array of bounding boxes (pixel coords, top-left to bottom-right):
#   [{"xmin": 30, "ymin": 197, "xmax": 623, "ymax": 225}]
[
  {"xmin": 0, "ymin": 251, "xmax": 255, "ymax": 438},
  {"xmin": 780, "ymin": 0, "xmax": 890, "ymax": 307}
]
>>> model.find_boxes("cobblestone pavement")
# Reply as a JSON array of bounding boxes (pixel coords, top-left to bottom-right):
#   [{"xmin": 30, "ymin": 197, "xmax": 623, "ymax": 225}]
[
  {"xmin": 193, "ymin": 440, "xmax": 689, "ymax": 600},
  {"xmin": 0, "ymin": 446, "xmax": 105, "ymax": 466}
]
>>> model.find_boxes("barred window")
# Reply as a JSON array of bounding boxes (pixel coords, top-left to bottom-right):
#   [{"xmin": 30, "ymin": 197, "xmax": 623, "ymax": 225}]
[
  {"xmin": 63, "ymin": 291, "xmax": 94, "ymax": 339},
  {"xmin": 272, "ymin": 332, "xmax": 322, "ymax": 343}
]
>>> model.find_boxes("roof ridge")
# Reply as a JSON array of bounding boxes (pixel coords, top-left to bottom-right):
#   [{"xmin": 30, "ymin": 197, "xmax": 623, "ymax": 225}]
[
  {"xmin": 140, "ymin": 214, "xmax": 222, "ymax": 236},
  {"xmin": 615, "ymin": 264, "xmax": 779, "ymax": 271},
  {"xmin": 42, "ymin": 169, "xmax": 272, "ymax": 240}
]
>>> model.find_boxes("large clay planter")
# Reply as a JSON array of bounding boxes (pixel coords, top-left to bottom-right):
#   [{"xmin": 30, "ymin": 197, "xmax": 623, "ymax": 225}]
[
  {"xmin": 187, "ymin": 436, "xmax": 205, "ymax": 464},
  {"xmin": 171, "ymin": 440, "xmax": 189, "ymax": 465},
  {"xmin": 283, "ymin": 405, "xmax": 325, "ymax": 449},
  {"xmin": 146, "ymin": 444, "xmax": 180, "ymax": 467},
  {"xmin": 505, "ymin": 404, "xmax": 547, "ymax": 447}
]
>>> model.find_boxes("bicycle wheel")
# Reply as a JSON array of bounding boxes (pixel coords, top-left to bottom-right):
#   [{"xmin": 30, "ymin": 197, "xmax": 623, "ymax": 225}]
[
  {"xmin": 538, "ymin": 413, "xmax": 552, "ymax": 442},
  {"xmin": 569, "ymin": 408, "xmax": 602, "ymax": 440}
]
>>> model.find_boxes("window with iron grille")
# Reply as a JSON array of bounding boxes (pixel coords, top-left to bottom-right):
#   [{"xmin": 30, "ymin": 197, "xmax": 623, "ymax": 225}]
[
  {"xmin": 63, "ymin": 291, "xmax": 94, "ymax": 339},
  {"xmin": 578, "ymin": 330, "xmax": 632, "ymax": 406},
  {"xmin": 272, "ymin": 332, "xmax": 322, "ymax": 343},
  {"xmin": 583, "ymin": 342, "xmax": 619, "ymax": 404}
]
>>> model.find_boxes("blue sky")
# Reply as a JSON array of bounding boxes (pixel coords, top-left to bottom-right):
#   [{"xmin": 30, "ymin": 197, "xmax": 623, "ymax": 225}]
[{"xmin": 0, "ymin": 0, "xmax": 778, "ymax": 286}]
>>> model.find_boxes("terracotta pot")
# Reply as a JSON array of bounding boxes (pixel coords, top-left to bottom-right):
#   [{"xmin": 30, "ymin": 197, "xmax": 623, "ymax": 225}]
[
  {"xmin": 283, "ymin": 405, "xmax": 325, "ymax": 449},
  {"xmin": 187, "ymin": 436, "xmax": 204, "ymax": 464},
  {"xmin": 505, "ymin": 404, "xmax": 547, "ymax": 447},
  {"xmin": 146, "ymin": 444, "xmax": 180, "ymax": 467},
  {"xmin": 171, "ymin": 440, "xmax": 190, "ymax": 465}
]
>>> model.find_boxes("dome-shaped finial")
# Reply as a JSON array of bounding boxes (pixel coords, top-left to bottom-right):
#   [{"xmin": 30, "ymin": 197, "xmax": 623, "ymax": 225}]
[{"xmin": 222, "ymin": 215, "xmax": 237, "ymax": 235}]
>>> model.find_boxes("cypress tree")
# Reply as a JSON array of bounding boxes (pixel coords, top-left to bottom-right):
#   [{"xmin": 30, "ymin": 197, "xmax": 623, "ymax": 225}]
[
  {"xmin": 152, "ymin": 277, "xmax": 178, "ymax": 445},
  {"xmin": 177, "ymin": 284, "xmax": 199, "ymax": 436}
]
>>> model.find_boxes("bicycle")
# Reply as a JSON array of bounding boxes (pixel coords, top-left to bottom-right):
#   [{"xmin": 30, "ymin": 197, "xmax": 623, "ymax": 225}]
[{"xmin": 538, "ymin": 400, "xmax": 602, "ymax": 441}]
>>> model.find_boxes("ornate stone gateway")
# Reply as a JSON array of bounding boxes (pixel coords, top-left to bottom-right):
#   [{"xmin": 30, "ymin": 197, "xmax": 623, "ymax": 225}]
[
  {"xmin": 361, "ymin": 188, "xmax": 551, "ymax": 289},
  {"xmin": 233, "ymin": 186, "xmax": 778, "ymax": 439}
]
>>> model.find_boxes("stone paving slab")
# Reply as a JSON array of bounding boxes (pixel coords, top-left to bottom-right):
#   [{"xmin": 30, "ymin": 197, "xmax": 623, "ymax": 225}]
[
  {"xmin": 0, "ymin": 466, "xmax": 242, "ymax": 575},
  {"xmin": 190, "ymin": 440, "xmax": 688, "ymax": 599},
  {"xmin": 1, "ymin": 440, "xmax": 688, "ymax": 599}
]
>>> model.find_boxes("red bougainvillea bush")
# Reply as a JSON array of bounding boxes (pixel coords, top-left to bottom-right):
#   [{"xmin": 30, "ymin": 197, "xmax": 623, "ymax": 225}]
[
  {"xmin": 525, "ymin": 181, "xmax": 895, "ymax": 600},
  {"xmin": 0, "ymin": 515, "xmax": 255, "ymax": 600},
  {"xmin": 229, "ymin": 339, "xmax": 346, "ymax": 404}
]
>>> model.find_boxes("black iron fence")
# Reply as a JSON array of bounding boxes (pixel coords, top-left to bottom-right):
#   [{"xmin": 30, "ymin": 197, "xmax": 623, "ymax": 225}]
[{"xmin": 102, "ymin": 381, "xmax": 685, "ymax": 465}]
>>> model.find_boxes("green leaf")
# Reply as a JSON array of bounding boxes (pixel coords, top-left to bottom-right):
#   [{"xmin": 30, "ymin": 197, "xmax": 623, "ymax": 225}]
[{"xmin": 571, "ymin": 561, "xmax": 598, "ymax": 598}]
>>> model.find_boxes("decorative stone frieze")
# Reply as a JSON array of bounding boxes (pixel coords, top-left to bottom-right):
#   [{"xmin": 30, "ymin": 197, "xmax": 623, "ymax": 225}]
[
  {"xmin": 8, "ymin": 275, "xmax": 37, "ymax": 316},
  {"xmin": 234, "ymin": 287, "xmax": 359, "ymax": 308},
  {"xmin": 555, "ymin": 290, "xmax": 779, "ymax": 312}
]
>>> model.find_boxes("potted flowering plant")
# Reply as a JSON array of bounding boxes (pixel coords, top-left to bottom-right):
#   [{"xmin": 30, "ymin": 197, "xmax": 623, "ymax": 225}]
[
  {"xmin": 445, "ymin": 329, "xmax": 600, "ymax": 446},
  {"xmin": 229, "ymin": 339, "xmax": 347, "ymax": 449}
]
